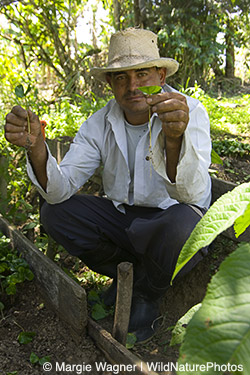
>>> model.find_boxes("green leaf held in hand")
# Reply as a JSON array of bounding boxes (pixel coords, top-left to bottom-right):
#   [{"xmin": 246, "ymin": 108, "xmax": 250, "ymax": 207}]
[
  {"xmin": 138, "ymin": 85, "xmax": 162, "ymax": 95},
  {"xmin": 15, "ymin": 84, "xmax": 25, "ymax": 98}
]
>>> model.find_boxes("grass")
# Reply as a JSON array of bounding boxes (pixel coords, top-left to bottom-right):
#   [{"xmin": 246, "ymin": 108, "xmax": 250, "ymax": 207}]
[{"xmin": 200, "ymin": 93, "xmax": 250, "ymax": 141}]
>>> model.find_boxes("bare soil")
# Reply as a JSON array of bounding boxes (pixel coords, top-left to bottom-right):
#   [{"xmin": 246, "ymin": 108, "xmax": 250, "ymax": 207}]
[{"xmin": 0, "ymin": 155, "xmax": 248, "ymax": 375}]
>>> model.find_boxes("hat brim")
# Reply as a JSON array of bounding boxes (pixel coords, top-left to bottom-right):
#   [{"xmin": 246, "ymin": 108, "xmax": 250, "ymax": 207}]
[{"xmin": 90, "ymin": 58, "xmax": 179, "ymax": 82}]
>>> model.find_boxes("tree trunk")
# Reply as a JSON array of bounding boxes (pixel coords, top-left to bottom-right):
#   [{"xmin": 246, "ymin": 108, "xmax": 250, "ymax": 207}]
[
  {"xmin": 225, "ymin": 18, "xmax": 235, "ymax": 79},
  {"xmin": 113, "ymin": 0, "xmax": 121, "ymax": 31},
  {"xmin": 134, "ymin": 0, "xmax": 146, "ymax": 28}
]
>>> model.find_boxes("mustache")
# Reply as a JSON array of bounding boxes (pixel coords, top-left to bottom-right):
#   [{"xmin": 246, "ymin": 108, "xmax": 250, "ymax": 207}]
[{"xmin": 124, "ymin": 90, "xmax": 145, "ymax": 99}]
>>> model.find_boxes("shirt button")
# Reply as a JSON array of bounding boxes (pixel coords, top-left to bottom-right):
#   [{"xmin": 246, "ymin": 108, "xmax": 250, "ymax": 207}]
[{"xmin": 145, "ymin": 156, "xmax": 150, "ymax": 161}]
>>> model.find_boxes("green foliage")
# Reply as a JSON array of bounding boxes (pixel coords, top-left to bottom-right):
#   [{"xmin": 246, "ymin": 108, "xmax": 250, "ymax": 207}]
[
  {"xmin": 0, "ymin": 232, "xmax": 34, "ymax": 309},
  {"xmin": 18, "ymin": 331, "xmax": 36, "ymax": 344},
  {"xmin": 200, "ymin": 93, "xmax": 250, "ymax": 138},
  {"xmin": 170, "ymin": 303, "xmax": 201, "ymax": 347},
  {"xmin": 177, "ymin": 242, "xmax": 250, "ymax": 375},
  {"xmin": 234, "ymin": 202, "xmax": 250, "ymax": 238},
  {"xmin": 87, "ymin": 288, "xmax": 113, "ymax": 320},
  {"xmin": 42, "ymin": 95, "xmax": 108, "ymax": 139},
  {"xmin": 0, "ymin": 0, "xmax": 97, "ymax": 97},
  {"xmin": 210, "ymin": 149, "xmax": 223, "ymax": 165},
  {"xmin": 171, "ymin": 182, "xmax": 250, "ymax": 282},
  {"xmin": 126, "ymin": 332, "xmax": 137, "ymax": 349},
  {"xmin": 212, "ymin": 138, "xmax": 250, "ymax": 158},
  {"xmin": 15, "ymin": 84, "xmax": 32, "ymax": 99},
  {"xmin": 30, "ymin": 352, "xmax": 51, "ymax": 366}
]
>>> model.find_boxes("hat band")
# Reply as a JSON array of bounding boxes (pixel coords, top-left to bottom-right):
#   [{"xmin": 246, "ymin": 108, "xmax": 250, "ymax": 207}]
[{"xmin": 108, "ymin": 54, "xmax": 160, "ymax": 69}]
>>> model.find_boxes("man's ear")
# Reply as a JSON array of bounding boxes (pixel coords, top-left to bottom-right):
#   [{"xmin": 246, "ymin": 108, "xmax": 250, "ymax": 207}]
[
  {"xmin": 159, "ymin": 68, "xmax": 167, "ymax": 85},
  {"xmin": 106, "ymin": 74, "xmax": 112, "ymax": 88}
]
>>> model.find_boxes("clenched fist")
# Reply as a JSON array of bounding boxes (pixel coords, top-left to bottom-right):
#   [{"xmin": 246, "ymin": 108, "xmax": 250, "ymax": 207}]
[{"xmin": 5, "ymin": 106, "xmax": 43, "ymax": 150}]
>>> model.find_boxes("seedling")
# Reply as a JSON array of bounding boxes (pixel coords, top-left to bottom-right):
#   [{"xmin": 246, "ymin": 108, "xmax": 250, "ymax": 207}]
[
  {"xmin": 30, "ymin": 352, "xmax": 51, "ymax": 366},
  {"xmin": 14, "ymin": 84, "xmax": 32, "ymax": 134},
  {"xmin": 18, "ymin": 331, "xmax": 36, "ymax": 344},
  {"xmin": 138, "ymin": 85, "xmax": 162, "ymax": 165}
]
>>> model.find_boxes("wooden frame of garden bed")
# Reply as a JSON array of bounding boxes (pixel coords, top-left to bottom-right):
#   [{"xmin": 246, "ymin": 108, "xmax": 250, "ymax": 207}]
[{"xmin": 0, "ymin": 214, "xmax": 158, "ymax": 375}]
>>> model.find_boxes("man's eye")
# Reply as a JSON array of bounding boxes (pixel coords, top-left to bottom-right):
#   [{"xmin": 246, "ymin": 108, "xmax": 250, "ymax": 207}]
[
  {"xmin": 115, "ymin": 75, "xmax": 126, "ymax": 81},
  {"xmin": 138, "ymin": 72, "xmax": 147, "ymax": 78}
]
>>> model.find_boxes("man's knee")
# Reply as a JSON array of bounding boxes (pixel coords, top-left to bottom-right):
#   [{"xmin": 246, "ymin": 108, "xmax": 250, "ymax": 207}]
[{"xmin": 40, "ymin": 201, "xmax": 63, "ymax": 235}]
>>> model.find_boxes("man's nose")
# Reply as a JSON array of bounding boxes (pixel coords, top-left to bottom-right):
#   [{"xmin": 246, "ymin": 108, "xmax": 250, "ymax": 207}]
[{"xmin": 127, "ymin": 75, "xmax": 139, "ymax": 91}]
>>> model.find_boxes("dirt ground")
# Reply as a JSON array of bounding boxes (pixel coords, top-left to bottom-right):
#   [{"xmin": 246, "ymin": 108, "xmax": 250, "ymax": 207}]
[{"xmin": 0, "ymin": 156, "xmax": 248, "ymax": 375}]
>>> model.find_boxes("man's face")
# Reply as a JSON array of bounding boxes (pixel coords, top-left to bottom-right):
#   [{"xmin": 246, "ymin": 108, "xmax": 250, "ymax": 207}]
[{"xmin": 106, "ymin": 67, "xmax": 166, "ymax": 125}]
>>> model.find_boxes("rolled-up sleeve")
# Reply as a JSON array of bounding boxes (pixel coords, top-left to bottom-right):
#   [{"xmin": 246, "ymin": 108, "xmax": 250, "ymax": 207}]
[
  {"xmin": 27, "ymin": 116, "xmax": 102, "ymax": 204},
  {"xmin": 153, "ymin": 99, "xmax": 211, "ymax": 207}
]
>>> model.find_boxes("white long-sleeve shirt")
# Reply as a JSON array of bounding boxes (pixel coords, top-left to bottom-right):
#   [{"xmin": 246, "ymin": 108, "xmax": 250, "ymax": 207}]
[{"xmin": 27, "ymin": 84, "xmax": 212, "ymax": 211}]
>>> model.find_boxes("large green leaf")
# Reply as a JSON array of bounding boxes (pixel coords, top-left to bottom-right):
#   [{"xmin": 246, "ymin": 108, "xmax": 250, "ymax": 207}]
[
  {"xmin": 170, "ymin": 303, "xmax": 201, "ymax": 346},
  {"xmin": 178, "ymin": 242, "xmax": 250, "ymax": 375},
  {"xmin": 171, "ymin": 182, "xmax": 250, "ymax": 282},
  {"xmin": 211, "ymin": 148, "xmax": 223, "ymax": 165},
  {"xmin": 234, "ymin": 202, "xmax": 250, "ymax": 238}
]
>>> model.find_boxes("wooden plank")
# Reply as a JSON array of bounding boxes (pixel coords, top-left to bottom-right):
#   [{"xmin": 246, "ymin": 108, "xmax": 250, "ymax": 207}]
[
  {"xmin": 113, "ymin": 262, "xmax": 133, "ymax": 345},
  {"xmin": 0, "ymin": 214, "xmax": 87, "ymax": 338},
  {"xmin": 88, "ymin": 318, "xmax": 161, "ymax": 375}
]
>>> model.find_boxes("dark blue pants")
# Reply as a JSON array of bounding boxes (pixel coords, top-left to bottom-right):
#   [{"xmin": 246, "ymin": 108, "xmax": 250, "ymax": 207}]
[{"xmin": 41, "ymin": 195, "xmax": 208, "ymax": 300}]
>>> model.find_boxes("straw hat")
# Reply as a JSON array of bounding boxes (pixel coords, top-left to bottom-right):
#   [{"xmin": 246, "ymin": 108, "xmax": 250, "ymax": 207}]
[{"xmin": 90, "ymin": 28, "xmax": 179, "ymax": 81}]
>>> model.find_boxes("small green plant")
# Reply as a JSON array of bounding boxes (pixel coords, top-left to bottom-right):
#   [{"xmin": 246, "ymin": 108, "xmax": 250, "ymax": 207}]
[
  {"xmin": 30, "ymin": 352, "xmax": 51, "ymax": 366},
  {"xmin": 87, "ymin": 289, "xmax": 113, "ymax": 320},
  {"xmin": 0, "ymin": 232, "xmax": 34, "ymax": 311},
  {"xmin": 18, "ymin": 331, "xmax": 36, "ymax": 344},
  {"xmin": 126, "ymin": 332, "xmax": 137, "ymax": 349},
  {"xmin": 212, "ymin": 138, "xmax": 250, "ymax": 158}
]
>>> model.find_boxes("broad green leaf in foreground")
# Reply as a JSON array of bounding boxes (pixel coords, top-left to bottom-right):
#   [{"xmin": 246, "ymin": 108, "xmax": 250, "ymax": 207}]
[
  {"xmin": 171, "ymin": 182, "xmax": 250, "ymax": 282},
  {"xmin": 178, "ymin": 242, "xmax": 250, "ymax": 375},
  {"xmin": 170, "ymin": 303, "xmax": 201, "ymax": 346},
  {"xmin": 234, "ymin": 202, "xmax": 250, "ymax": 238},
  {"xmin": 138, "ymin": 85, "xmax": 162, "ymax": 95},
  {"xmin": 211, "ymin": 148, "xmax": 223, "ymax": 165}
]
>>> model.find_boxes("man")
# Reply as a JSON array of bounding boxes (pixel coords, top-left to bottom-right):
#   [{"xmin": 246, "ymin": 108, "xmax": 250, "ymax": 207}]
[{"xmin": 4, "ymin": 28, "xmax": 211, "ymax": 342}]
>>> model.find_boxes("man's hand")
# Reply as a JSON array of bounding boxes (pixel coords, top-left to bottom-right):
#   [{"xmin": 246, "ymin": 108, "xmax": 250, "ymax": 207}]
[
  {"xmin": 5, "ymin": 106, "xmax": 44, "ymax": 149},
  {"xmin": 146, "ymin": 92, "xmax": 189, "ymax": 182},
  {"xmin": 146, "ymin": 92, "xmax": 189, "ymax": 140},
  {"xmin": 5, "ymin": 106, "xmax": 48, "ymax": 190}
]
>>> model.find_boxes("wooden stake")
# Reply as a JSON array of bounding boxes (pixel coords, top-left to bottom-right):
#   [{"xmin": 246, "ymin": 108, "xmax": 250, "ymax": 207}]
[{"xmin": 112, "ymin": 262, "xmax": 133, "ymax": 346}]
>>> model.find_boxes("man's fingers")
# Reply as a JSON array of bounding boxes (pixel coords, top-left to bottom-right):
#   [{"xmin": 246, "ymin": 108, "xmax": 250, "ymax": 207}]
[
  {"xmin": 11, "ymin": 105, "xmax": 28, "ymax": 118},
  {"xmin": 146, "ymin": 92, "xmax": 187, "ymax": 105},
  {"xmin": 152, "ymin": 98, "xmax": 188, "ymax": 115},
  {"xmin": 6, "ymin": 112, "xmax": 27, "ymax": 127},
  {"xmin": 5, "ymin": 122, "xmax": 26, "ymax": 134},
  {"xmin": 162, "ymin": 121, "xmax": 187, "ymax": 138},
  {"xmin": 158, "ymin": 109, "xmax": 189, "ymax": 123}
]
